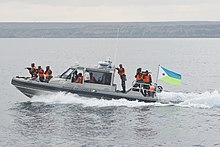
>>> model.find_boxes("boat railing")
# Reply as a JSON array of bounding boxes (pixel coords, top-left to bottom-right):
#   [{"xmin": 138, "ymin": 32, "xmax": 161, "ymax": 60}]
[{"xmin": 131, "ymin": 81, "xmax": 156, "ymax": 93}]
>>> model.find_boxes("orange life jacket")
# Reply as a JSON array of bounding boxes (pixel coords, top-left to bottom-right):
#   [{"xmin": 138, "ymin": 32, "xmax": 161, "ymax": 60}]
[
  {"xmin": 136, "ymin": 73, "xmax": 143, "ymax": 81},
  {"xmin": 118, "ymin": 68, "xmax": 125, "ymax": 76},
  {"xmin": 90, "ymin": 76, "xmax": 95, "ymax": 83},
  {"xmin": 31, "ymin": 66, "xmax": 37, "ymax": 75},
  {"xmin": 150, "ymin": 86, "xmax": 154, "ymax": 91},
  {"xmin": 143, "ymin": 74, "xmax": 151, "ymax": 83},
  {"xmin": 38, "ymin": 68, "xmax": 44, "ymax": 78},
  {"xmin": 76, "ymin": 76, "xmax": 83, "ymax": 84},
  {"xmin": 45, "ymin": 69, "xmax": 52, "ymax": 79}
]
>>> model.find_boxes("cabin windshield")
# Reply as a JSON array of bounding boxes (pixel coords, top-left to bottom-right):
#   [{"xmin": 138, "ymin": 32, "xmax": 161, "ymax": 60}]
[
  {"xmin": 60, "ymin": 68, "xmax": 75, "ymax": 79},
  {"xmin": 84, "ymin": 70, "xmax": 112, "ymax": 85}
]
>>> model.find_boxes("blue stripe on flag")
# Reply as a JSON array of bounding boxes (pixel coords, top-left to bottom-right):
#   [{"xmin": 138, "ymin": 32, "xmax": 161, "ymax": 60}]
[{"xmin": 161, "ymin": 66, "xmax": 181, "ymax": 79}]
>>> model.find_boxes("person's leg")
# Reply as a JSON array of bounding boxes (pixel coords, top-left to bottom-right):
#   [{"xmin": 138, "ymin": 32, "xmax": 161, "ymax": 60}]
[
  {"xmin": 120, "ymin": 76, "xmax": 125, "ymax": 93},
  {"xmin": 122, "ymin": 79, "xmax": 126, "ymax": 93}
]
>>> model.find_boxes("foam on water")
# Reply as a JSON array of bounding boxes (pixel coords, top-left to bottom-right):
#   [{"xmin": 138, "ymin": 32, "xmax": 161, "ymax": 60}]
[
  {"xmin": 31, "ymin": 92, "xmax": 157, "ymax": 107},
  {"xmin": 31, "ymin": 91, "xmax": 220, "ymax": 109},
  {"xmin": 179, "ymin": 91, "xmax": 220, "ymax": 108},
  {"xmin": 158, "ymin": 90, "xmax": 220, "ymax": 108}
]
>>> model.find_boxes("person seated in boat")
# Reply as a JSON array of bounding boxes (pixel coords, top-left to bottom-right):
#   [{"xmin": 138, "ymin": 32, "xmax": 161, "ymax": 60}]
[
  {"xmin": 89, "ymin": 73, "xmax": 97, "ymax": 83},
  {"xmin": 142, "ymin": 70, "xmax": 152, "ymax": 96},
  {"xmin": 76, "ymin": 73, "xmax": 83, "ymax": 84},
  {"xmin": 26, "ymin": 63, "xmax": 38, "ymax": 79},
  {"xmin": 133, "ymin": 68, "xmax": 143, "ymax": 91},
  {"xmin": 44, "ymin": 66, "xmax": 53, "ymax": 83},
  {"xmin": 37, "ymin": 66, "xmax": 44, "ymax": 82},
  {"xmin": 116, "ymin": 64, "xmax": 126, "ymax": 93},
  {"xmin": 71, "ymin": 70, "xmax": 78, "ymax": 82}
]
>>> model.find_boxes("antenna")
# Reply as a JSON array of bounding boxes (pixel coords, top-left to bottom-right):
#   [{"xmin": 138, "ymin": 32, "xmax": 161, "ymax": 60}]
[{"xmin": 113, "ymin": 28, "xmax": 120, "ymax": 66}]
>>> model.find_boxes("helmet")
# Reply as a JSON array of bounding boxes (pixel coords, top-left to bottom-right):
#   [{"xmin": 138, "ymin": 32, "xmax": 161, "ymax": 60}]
[
  {"xmin": 137, "ymin": 68, "xmax": 142, "ymax": 72},
  {"xmin": 119, "ymin": 64, "xmax": 122, "ymax": 68},
  {"xmin": 31, "ymin": 63, "xmax": 35, "ymax": 67}
]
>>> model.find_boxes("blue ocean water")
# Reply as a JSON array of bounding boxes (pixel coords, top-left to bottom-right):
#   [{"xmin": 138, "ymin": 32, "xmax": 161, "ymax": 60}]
[{"xmin": 0, "ymin": 38, "xmax": 220, "ymax": 147}]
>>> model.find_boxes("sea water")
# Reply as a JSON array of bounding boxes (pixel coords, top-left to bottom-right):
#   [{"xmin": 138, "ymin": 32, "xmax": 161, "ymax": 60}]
[{"xmin": 0, "ymin": 38, "xmax": 220, "ymax": 147}]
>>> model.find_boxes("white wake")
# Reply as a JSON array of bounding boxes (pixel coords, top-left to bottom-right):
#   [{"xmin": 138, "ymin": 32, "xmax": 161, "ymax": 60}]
[{"xmin": 30, "ymin": 90, "xmax": 220, "ymax": 109}]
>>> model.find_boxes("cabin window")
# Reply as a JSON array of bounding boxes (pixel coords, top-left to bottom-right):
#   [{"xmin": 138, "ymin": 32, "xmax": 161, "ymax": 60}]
[
  {"xmin": 60, "ymin": 68, "xmax": 75, "ymax": 79},
  {"xmin": 85, "ymin": 70, "xmax": 112, "ymax": 85}
]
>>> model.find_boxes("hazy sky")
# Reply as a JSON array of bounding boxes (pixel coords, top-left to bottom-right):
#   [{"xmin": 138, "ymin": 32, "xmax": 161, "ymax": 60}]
[{"xmin": 1, "ymin": 0, "xmax": 220, "ymax": 22}]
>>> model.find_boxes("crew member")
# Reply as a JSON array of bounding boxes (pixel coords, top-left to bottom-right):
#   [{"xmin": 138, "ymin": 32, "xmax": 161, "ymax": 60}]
[
  {"xmin": 89, "ymin": 73, "xmax": 96, "ymax": 83},
  {"xmin": 143, "ymin": 70, "xmax": 152, "ymax": 95},
  {"xmin": 44, "ymin": 66, "xmax": 53, "ymax": 83},
  {"xmin": 71, "ymin": 70, "xmax": 78, "ymax": 82},
  {"xmin": 133, "ymin": 68, "xmax": 143, "ymax": 91},
  {"xmin": 76, "ymin": 73, "xmax": 83, "ymax": 84},
  {"xmin": 28, "ymin": 63, "xmax": 37, "ymax": 79},
  {"xmin": 116, "ymin": 64, "xmax": 126, "ymax": 93},
  {"xmin": 135, "ymin": 68, "xmax": 143, "ymax": 82},
  {"xmin": 37, "ymin": 66, "xmax": 44, "ymax": 82},
  {"xmin": 143, "ymin": 70, "xmax": 152, "ymax": 85}
]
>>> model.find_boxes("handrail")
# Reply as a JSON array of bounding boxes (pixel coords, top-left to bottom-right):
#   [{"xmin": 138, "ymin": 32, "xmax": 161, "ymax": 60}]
[{"xmin": 131, "ymin": 80, "xmax": 157, "ymax": 92}]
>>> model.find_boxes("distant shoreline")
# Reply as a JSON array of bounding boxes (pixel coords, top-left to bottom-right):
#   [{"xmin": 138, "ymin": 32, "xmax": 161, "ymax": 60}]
[{"xmin": 1, "ymin": 21, "xmax": 220, "ymax": 38}]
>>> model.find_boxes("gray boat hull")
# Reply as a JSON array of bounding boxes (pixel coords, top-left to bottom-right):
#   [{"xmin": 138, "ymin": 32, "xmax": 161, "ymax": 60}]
[{"xmin": 11, "ymin": 77, "xmax": 158, "ymax": 103}]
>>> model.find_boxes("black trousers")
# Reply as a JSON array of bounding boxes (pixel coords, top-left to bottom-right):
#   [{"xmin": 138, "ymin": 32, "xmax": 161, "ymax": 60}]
[
  {"xmin": 120, "ymin": 75, "xmax": 126, "ymax": 92},
  {"xmin": 39, "ymin": 77, "xmax": 44, "ymax": 82}
]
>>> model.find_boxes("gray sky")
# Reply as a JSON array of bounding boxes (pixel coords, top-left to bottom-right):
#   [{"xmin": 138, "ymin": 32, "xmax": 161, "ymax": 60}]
[{"xmin": 1, "ymin": 0, "xmax": 220, "ymax": 22}]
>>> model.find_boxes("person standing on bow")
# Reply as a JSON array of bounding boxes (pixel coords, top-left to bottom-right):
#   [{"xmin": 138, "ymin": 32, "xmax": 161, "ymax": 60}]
[{"xmin": 116, "ymin": 64, "xmax": 126, "ymax": 93}]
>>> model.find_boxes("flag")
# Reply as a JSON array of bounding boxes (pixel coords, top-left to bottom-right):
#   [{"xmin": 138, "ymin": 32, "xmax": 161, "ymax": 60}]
[{"xmin": 158, "ymin": 66, "xmax": 181, "ymax": 86}]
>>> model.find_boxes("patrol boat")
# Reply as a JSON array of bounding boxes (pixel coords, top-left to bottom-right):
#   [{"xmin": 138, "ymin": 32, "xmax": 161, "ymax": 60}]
[{"xmin": 11, "ymin": 59, "xmax": 163, "ymax": 103}]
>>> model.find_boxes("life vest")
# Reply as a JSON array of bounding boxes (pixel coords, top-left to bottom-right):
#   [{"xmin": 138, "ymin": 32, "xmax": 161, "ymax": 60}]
[
  {"xmin": 45, "ymin": 69, "xmax": 52, "ymax": 79},
  {"xmin": 149, "ymin": 86, "xmax": 155, "ymax": 96},
  {"xmin": 31, "ymin": 66, "xmax": 37, "ymax": 75},
  {"xmin": 135, "ymin": 73, "xmax": 143, "ymax": 81},
  {"xmin": 118, "ymin": 68, "xmax": 125, "ymax": 76},
  {"xmin": 76, "ymin": 76, "xmax": 83, "ymax": 84},
  {"xmin": 90, "ymin": 76, "xmax": 95, "ymax": 83},
  {"xmin": 38, "ymin": 68, "xmax": 44, "ymax": 78},
  {"xmin": 150, "ymin": 86, "xmax": 154, "ymax": 91},
  {"xmin": 143, "ymin": 74, "xmax": 151, "ymax": 83}
]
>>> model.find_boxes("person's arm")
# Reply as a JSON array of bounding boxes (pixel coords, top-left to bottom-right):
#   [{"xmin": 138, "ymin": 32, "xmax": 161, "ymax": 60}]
[{"xmin": 26, "ymin": 67, "xmax": 31, "ymax": 70}]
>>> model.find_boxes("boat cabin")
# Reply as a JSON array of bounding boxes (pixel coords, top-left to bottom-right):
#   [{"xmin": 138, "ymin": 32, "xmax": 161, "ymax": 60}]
[{"xmin": 59, "ymin": 65, "xmax": 117, "ymax": 92}]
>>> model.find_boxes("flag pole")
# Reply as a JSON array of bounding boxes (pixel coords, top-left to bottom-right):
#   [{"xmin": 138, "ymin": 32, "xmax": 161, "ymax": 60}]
[
  {"xmin": 155, "ymin": 64, "xmax": 160, "ymax": 85},
  {"xmin": 154, "ymin": 64, "xmax": 160, "ymax": 99}
]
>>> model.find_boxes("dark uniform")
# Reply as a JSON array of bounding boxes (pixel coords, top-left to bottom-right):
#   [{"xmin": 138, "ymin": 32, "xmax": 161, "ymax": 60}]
[
  {"xmin": 133, "ymin": 68, "xmax": 143, "ymax": 91},
  {"xmin": 29, "ymin": 63, "xmax": 37, "ymax": 79},
  {"xmin": 142, "ymin": 70, "xmax": 152, "ymax": 96},
  {"xmin": 116, "ymin": 64, "xmax": 126, "ymax": 93},
  {"xmin": 44, "ymin": 66, "xmax": 53, "ymax": 83},
  {"xmin": 37, "ymin": 66, "xmax": 44, "ymax": 82}
]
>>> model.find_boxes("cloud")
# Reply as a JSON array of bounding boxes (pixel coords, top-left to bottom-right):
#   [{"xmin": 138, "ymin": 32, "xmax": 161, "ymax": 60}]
[{"xmin": 0, "ymin": 0, "xmax": 220, "ymax": 21}]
